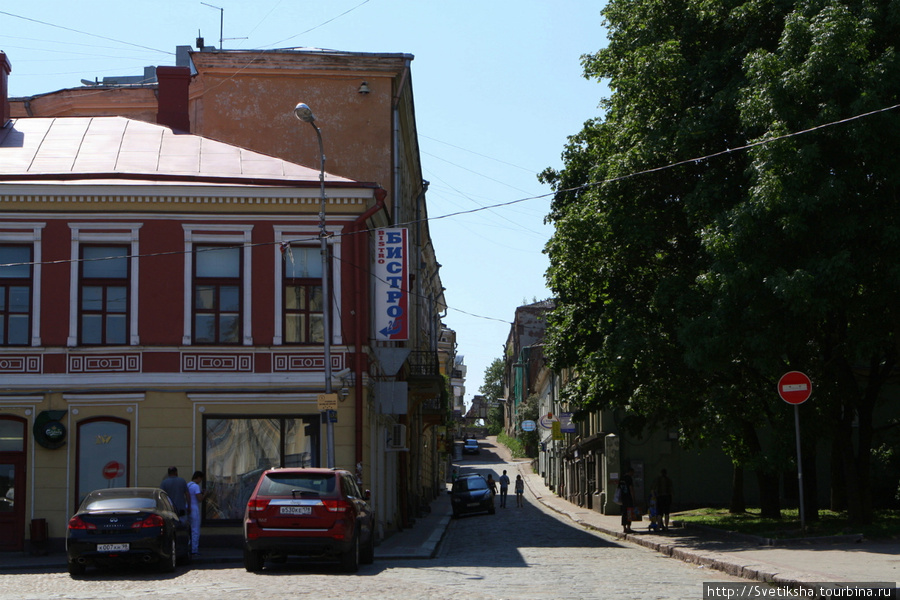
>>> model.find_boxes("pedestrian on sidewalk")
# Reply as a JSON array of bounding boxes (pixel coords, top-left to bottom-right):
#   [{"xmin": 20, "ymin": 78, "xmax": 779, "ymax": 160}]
[
  {"xmin": 498, "ymin": 470, "xmax": 510, "ymax": 508},
  {"xmin": 655, "ymin": 468, "xmax": 673, "ymax": 531},
  {"xmin": 159, "ymin": 467, "xmax": 189, "ymax": 526},
  {"xmin": 515, "ymin": 474, "xmax": 524, "ymax": 507},
  {"xmin": 187, "ymin": 470, "xmax": 205, "ymax": 555},
  {"xmin": 618, "ymin": 467, "xmax": 635, "ymax": 534}
]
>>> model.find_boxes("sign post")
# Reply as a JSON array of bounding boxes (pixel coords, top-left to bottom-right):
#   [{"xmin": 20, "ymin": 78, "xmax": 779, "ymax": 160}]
[{"xmin": 778, "ymin": 371, "xmax": 812, "ymax": 530}]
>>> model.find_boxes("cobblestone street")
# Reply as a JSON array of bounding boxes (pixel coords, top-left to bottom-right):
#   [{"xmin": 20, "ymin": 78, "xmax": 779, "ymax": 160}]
[{"xmin": 0, "ymin": 451, "xmax": 743, "ymax": 600}]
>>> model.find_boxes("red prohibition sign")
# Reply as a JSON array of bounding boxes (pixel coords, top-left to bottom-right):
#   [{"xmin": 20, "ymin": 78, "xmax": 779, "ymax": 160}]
[
  {"xmin": 102, "ymin": 461, "xmax": 124, "ymax": 480},
  {"xmin": 778, "ymin": 371, "xmax": 812, "ymax": 405}
]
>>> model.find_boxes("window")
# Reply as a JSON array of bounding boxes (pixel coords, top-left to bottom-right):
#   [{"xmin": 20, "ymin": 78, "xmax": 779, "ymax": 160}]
[
  {"xmin": 76, "ymin": 418, "xmax": 129, "ymax": 509},
  {"xmin": 79, "ymin": 246, "xmax": 129, "ymax": 345},
  {"xmin": 203, "ymin": 416, "xmax": 319, "ymax": 521},
  {"xmin": 284, "ymin": 247, "xmax": 325, "ymax": 344},
  {"xmin": 0, "ymin": 246, "xmax": 32, "ymax": 346},
  {"xmin": 194, "ymin": 246, "xmax": 241, "ymax": 344}
]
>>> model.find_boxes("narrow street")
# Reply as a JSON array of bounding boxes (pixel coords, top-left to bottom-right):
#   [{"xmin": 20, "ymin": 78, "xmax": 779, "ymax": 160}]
[{"xmin": 0, "ymin": 438, "xmax": 743, "ymax": 600}]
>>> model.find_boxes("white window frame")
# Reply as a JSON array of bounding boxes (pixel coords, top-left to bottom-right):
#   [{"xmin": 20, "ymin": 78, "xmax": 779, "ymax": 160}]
[
  {"xmin": 68, "ymin": 224, "xmax": 142, "ymax": 347},
  {"xmin": 0, "ymin": 223, "xmax": 46, "ymax": 347},
  {"xmin": 183, "ymin": 225, "xmax": 253, "ymax": 346},
  {"xmin": 273, "ymin": 226, "xmax": 341, "ymax": 347}
]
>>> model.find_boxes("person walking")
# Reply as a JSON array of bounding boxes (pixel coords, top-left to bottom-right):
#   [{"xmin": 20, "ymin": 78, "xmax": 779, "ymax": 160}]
[
  {"xmin": 498, "ymin": 470, "xmax": 510, "ymax": 508},
  {"xmin": 486, "ymin": 473, "xmax": 497, "ymax": 498},
  {"xmin": 618, "ymin": 467, "xmax": 635, "ymax": 534},
  {"xmin": 187, "ymin": 471, "xmax": 205, "ymax": 555},
  {"xmin": 655, "ymin": 468, "xmax": 674, "ymax": 531},
  {"xmin": 159, "ymin": 467, "xmax": 189, "ymax": 525},
  {"xmin": 514, "ymin": 474, "xmax": 525, "ymax": 507}
]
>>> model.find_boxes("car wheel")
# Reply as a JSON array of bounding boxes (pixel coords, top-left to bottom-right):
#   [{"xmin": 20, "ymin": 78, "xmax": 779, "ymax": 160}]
[
  {"xmin": 159, "ymin": 537, "xmax": 177, "ymax": 573},
  {"xmin": 340, "ymin": 534, "xmax": 360, "ymax": 573},
  {"xmin": 244, "ymin": 548, "xmax": 264, "ymax": 572},
  {"xmin": 67, "ymin": 561, "xmax": 86, "ymax": 577},
  {"xmin": 360, "ymin": 529, "xmax": 375, "ymax": 565}
]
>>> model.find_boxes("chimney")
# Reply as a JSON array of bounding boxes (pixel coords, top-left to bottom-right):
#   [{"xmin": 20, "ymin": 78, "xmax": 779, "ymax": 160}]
[
  {"xmin": 1, "ymin": 52, "xmax": 11, "ymax": 128},
  {"xmin": 155, "ymin": 65, "xmax": 191, "ymax": 133}
]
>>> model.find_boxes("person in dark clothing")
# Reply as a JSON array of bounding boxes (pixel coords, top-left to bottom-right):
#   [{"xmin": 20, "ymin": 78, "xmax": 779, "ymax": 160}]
[
  {"xmin": 655, "ymin": 469, "xmax": 674, "ymax": 531},
  {"xmin": 618, "ymin": 467, "xmax": 635, "ymax": 534},
  {"xmin": 160, "ymin": 467, "xmax": 189, "ymax": 525}
]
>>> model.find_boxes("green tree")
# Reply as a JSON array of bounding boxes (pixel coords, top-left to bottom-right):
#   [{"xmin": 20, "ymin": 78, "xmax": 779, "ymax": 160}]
[
  {"xmin": 480, "ymin": 357, "xmax": 507, "ymax": 434},
  {"xmin": 541, "ymin": 0, "xmax": 900, "ymax": 524}
]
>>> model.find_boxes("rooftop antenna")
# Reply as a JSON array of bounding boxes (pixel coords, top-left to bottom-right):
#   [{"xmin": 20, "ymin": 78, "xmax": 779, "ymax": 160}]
[
  {"xmin": 200, "ymin": 2, "xmax": 248, "ymax": 49},
  {"xmin": 201, "ymin": 2, "xmax": 224, "ymax": 48}
]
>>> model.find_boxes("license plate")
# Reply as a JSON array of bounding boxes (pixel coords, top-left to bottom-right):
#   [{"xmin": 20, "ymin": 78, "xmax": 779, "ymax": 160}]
[
  {"xmin": 97, "ymin": 543, "xmax": 129, "ymax": 552},
  {"xmin": 467, "ymin": 502, "xmax": 481, "ymax": 508},
  {"xmin": 279, "ymin": 506, "xmax": 312, "ymax": 515}
]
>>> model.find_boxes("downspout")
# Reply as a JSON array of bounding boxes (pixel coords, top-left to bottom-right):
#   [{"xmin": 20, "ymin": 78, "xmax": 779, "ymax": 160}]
[
  {"xmin": 352, "ymin": 187, "xmax": 387, "ymax": 466},
  {"xmin": 392, "ymin": 60, "xmax": 411, "ymax": 225}
]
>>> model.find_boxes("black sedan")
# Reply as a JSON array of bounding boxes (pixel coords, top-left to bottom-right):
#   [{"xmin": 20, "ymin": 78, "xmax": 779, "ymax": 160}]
[
  {"xmin": 66, "ymin": 487, "xmax": 191, "ymax": 576},
  {"xmin": 450, "ymin": 474, "xmax": 495, "ymax": 518}
]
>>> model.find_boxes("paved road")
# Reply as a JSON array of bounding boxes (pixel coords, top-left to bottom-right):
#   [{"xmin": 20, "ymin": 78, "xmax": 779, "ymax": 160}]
[{"xmin": 0, "ymin": 450, "xmax": 745, "ymax": 600}]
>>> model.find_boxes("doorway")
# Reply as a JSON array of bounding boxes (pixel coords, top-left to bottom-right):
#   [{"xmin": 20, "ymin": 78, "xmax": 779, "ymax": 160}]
[{"xmin": 0, "ymin": 416, "xmax": 27, "ymax": 551}]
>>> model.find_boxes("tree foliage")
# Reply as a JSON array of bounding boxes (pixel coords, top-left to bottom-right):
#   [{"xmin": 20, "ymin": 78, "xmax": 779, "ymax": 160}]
[{"xmin": 542, "ymin": 0, "xmax": 900, "ymax": 523}]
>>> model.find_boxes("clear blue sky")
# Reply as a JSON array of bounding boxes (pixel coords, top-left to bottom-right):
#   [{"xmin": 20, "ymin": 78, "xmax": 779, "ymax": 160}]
[{"xmin": 1, "ymin": 1, "xmax": 608, "ymax": 407}]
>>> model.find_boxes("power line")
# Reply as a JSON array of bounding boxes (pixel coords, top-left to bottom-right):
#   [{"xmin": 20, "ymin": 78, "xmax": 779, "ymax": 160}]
[
  {"xmin": 3, "ymin": 100, "xmax": 899, "ymax": 325},
  {"xmin": 0, "ymin": 10, "xmax": 175, "ymax": 55}
]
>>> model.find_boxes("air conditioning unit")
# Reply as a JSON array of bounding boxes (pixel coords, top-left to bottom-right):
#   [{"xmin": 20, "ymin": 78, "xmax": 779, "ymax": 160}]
[{"xmin": 389, "ymin": 424, "xmax": 406, "ymax": 448}]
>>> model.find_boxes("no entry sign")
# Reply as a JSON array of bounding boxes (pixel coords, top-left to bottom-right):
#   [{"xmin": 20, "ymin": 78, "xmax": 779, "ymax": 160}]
[
  {"xmin": 778, "ymin": 371, "xmax": 812, "ymax": 405},
  {"xmin": 102, "ymin": 461, "xmax": 124, "ymax": 480}
]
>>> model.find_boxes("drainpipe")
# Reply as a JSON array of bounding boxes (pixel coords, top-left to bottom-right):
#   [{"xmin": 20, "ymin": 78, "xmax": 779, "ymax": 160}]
[
  {"xmin": 391, "ymin": 60, "xmax": 411, "ymax": 225},
  {"xmin": 351, "ymin": 187, "xmax": 388, "ymax": 466}
]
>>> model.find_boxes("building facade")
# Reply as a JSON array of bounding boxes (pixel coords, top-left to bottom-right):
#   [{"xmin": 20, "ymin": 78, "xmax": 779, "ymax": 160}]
[{"xmin": 1, "ymin": 47, "xmax": 450, "ymax": 551}]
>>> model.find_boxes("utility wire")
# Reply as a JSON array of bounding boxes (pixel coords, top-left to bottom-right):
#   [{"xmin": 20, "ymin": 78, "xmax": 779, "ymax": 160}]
[
  {"xmin": 3, "ymin": 101, "xmax": 899, "ymax": 324},
  {"xmin": 0, "ymin": 10, "xmax": 174, "ymax": 55}
]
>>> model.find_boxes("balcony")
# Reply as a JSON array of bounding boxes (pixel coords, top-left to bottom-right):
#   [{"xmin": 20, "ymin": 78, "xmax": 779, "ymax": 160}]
[{"xmin": 407, "ymin": 351, "xmax": 440, "ymax": 377}]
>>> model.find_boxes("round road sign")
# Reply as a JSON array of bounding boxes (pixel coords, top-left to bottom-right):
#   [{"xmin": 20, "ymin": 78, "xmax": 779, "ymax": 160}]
[
  {"xmin": 102, "ymin": 461, "xmax": 124, "ymax": 480},
  {"xmin": 778, "ymin": 371, "xmax": 812, "ymax": 405}
]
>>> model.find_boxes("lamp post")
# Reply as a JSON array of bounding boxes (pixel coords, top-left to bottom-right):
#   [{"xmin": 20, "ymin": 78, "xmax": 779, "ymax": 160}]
[{"xmin": 294, "ymin": 102, "xmax": 335, "ymax": 468}]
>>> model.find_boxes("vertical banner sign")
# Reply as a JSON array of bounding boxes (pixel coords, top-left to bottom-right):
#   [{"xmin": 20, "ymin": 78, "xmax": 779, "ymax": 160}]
[{"xmin": 375, "ymin": 228, "xmax": 409, "ymax": 341}]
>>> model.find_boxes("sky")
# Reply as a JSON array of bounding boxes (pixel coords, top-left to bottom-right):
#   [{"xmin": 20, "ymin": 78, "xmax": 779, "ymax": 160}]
[{"xmin": 1, "ymin": 1, "xmax": 608, "ymax": 408}]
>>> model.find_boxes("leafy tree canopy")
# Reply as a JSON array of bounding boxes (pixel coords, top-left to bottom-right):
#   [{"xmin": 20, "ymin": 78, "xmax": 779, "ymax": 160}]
[{"xmin": 541, "ymin": 0, "xmax": 900, "ymax": 523}]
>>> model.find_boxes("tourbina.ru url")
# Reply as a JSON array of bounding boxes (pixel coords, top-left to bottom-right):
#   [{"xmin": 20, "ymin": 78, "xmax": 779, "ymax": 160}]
[{"xmin": 703, "ymin": 582, "xmax": 897, "ymax": 599}]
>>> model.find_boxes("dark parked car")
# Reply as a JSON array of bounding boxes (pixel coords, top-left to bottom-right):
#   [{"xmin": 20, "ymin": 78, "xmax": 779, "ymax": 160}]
[
  {"xmin": 66, "ymin": 487, "xmax": 191, "ymax": 576},
  {"xmin": 243, "ymin": 467, "xmax": 375, "ymax": 573},
  {"xmin": 450, "ymin": 474, "xmax": 495, "ymax": 518},
  {"xmin": 462, "ymin": 439, "xmax": 480, "ymax": 454}
]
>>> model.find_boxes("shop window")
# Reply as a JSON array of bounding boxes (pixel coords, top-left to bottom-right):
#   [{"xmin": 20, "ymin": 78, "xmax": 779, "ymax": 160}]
[
  {"xmin": 0, "ymin": 246, "xmax": 32, "ymax": 346},
  {"xmin": 194, "ymin": 246, "xmax": 241, "ymax": 344},
  {"xmin": 79, "ymin": 246, "xmax": 129, "ymax": 345},
  {"xmin": 284, "ymin": 246, "xmax": 326, "ymax": 344},
  {"xmin": 203, "ymin": 416, "xmax": 319, "ymax": 522}
]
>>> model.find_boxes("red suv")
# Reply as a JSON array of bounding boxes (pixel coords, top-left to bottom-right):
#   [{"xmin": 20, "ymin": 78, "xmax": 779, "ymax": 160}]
[{"xmin": 243, "ymin": 468, "xmax": 375, "ymax": 573}]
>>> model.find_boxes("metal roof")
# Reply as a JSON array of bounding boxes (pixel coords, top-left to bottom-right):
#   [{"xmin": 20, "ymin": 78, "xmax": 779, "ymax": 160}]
[{"xmin": 0, "ymin": 116, "xmax": 357, "ymax": 187}]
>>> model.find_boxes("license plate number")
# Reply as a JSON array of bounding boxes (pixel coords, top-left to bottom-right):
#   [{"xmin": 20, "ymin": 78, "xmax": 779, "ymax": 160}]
[
  {"xmin": 467, "ymin": 502, "xmax": 481, "ymax": 508},
  {"xmin": 279, "ymin": 506, "xmax": 312, "ymax": 515},
  {"xmin": 97, "ymin": 543, "xmax": 129, "ymax": 552}
]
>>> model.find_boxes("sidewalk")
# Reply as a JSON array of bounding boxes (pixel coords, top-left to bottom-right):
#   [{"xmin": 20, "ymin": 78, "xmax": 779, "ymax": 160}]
[{"xmin": 493, "ymin": 442, "xmax": 899, "ymax": 591}]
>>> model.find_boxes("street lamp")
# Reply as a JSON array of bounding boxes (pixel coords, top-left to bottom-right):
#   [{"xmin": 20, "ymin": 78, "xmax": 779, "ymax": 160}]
[{"xmin": 294, "ymin": 102, "xmax": 335, "ymax": 468}]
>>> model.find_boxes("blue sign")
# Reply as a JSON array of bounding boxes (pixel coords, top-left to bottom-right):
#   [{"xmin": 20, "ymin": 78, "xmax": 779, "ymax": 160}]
[{"xmin": 521, "ymin": 420, "xmax": 536, "ymax": 432}]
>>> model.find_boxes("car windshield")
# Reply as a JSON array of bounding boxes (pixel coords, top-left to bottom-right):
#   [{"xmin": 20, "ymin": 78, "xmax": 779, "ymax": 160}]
[
  {"xmin": 258, "ymin": 473, "xmax": 336, "ymax": 497},
  {"xmin": 454, "ymin": 477, "xmax": 487, "ymax": 492},
  {"xmin": 84, "ymin": 497, "xmax": 156, "ymax": 511},
  {"xmin": 465, "ymin": 440, "xmax": 477, "ymax": 445}
]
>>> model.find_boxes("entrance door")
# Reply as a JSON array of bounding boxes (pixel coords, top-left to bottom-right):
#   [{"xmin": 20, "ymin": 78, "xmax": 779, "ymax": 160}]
[{"xmin": 0, "ymin": 417, "xmax": 27, "ymax": 551}]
